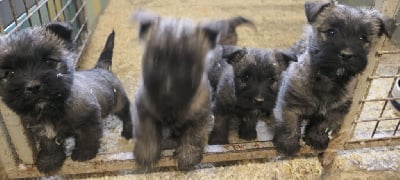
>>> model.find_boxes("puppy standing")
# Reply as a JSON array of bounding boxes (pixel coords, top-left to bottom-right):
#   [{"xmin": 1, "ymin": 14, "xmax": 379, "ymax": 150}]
[
  {"xmin": 133, "ymin": 10, "xmax": 217, "ymax": 170},
  {"xmin": 0, "ymin": 23, "xmax": 132, "ymax": 173},
  {"xmin": 273, "ymin": 0, "xmax": 396, "ymax": 156},
  {"xmin": 208, "ymin": 45, "xmax": 295, "ymax": 144}
]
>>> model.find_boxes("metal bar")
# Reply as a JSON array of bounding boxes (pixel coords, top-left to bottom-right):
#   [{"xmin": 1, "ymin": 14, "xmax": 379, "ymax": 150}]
[
  {"xmin": 22, "ymin": 0, "xmax": 33, "ymax": 27},
  {"xmin": 345, "ymin": 136, "xmax": 400, "ymax": 149},
  {"xmin": 376, "ymin": 50, "xmax": 400, "ymax": 55},
  {"xmin": 0, "ymin": 111, "xmax": 19, "ymax": 174},
  {"xmin": 8, "ymin": 0, "xmax": 19, "ymax": 26},
  {"xmin": 393, "ymin": 120, "xmax": 400, "ymax": 136},
  {"xmin": 368, "ymin": 75, "xmax": 400, "ymax": 79},
  {"xmin": 34, "ymin": 0, "xmax": 44, "ymax": 25},
  {"xmin": 361, "ymin": 97, "xmax": 400, "ymax": 102},
  {"xmin": 60, "ymin": 0, "xmax": 67, "ymax": 21},
  {"xmin": 45, "ymin": 1, "xmax": 51, "ymax": 21},
  {"xmin": 355, "ymin": 117, "xmax": 400, "ymax": 123},
  {"xmin": 8, "ymin": 0, "xmax": 48, "ymax": 34},
  {"xmin": 70, "ymin": 0, "xmax": 86, "ymax": 23},
  {"xmin": 73, "ymin": 20, "xmax": 87, "ymax": 43},
  {"xmin": 53, "ymin": 0, "xmax": 73, "ymax": 21},
  {"xmin": 370, "ymin": 121, "xmax": 380, "ymax": 138}
]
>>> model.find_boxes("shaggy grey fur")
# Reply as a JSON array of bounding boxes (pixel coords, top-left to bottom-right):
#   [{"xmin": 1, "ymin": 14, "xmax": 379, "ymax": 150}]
[
  {"xmin": 273, "ymin": 0, "xmax": 396, "ymax": 156},
  {"xmin": 208, "ymin": 45, "xmax": 295, "ymax": 144},
  {"xmin": 0, "ymin": 23, "xmax": 132, "ymax": 174},
  {"xmin": 133, "ymin": 10, "xmax": 217, "ymax": 170}
]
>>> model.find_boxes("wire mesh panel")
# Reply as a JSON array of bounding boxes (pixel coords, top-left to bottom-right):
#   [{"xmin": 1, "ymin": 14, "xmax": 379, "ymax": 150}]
[
  {"xmin": 0, "ymin": 0, "xmax": 88, "ymax": 62},
  {"xmin": 346, "ymin": 50, "xmax": 400, "ymax": 148}
]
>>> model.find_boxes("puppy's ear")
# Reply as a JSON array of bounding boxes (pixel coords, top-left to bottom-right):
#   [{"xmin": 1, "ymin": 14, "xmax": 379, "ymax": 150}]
[
  {"xmin": 222, "ymin": 45, "xmax": 247, "ymax": 64},
  {"xmin": 375, "ymin": 14, "xmax": 397, "ymax": 38},
  {"xmin": 202, "ymin": 27, "xmax": 219, "ymax": 48},
  {"xmin": 305, "ymin": 1, "xmax": 332, "ymax": 23},
  {"xmin": 46, "ymin": 22, "xmax": 73, "ymax": 42},
  {"xmin": 133, "ymin": 9, "xmax": 158, "ymax": 41},
  {"xmin": 275, "ymin": 50, "xmax": 297, "ymax": 68}
]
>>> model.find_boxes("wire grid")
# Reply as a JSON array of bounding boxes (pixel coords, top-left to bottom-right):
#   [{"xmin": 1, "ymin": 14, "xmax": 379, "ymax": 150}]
[
  {"xmin": 0, "ymin": 0, "xmax": 88, "ymax": 60},
  {"xmin": 348, "ymin": 50, "xmax": 400, "ymax": 144}
]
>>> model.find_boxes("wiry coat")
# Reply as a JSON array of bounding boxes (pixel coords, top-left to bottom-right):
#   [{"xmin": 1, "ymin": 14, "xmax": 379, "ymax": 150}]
[
  {"xmin": 0, "ymin": 23, "xmax": 132, "ymax": 174},
  {"xmin": 208, "ymin": 45, "xmax": 295, "ymax": 144},
  {"xmin": 273, "ymin": 0, "xmax": 396, "ymax": 156},
  {"xmin": 133, "ymin": 10, "xmax": 217, "ymax": 170}
]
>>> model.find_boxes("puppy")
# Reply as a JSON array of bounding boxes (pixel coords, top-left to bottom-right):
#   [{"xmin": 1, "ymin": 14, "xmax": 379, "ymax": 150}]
[
  {"xmin": 0, "ymin": 23, "xmax": 133, "ymax": 173},
  {"xmin": 133, "ymin": 10, "xmax": 216, "ymax": 170},
  {"xmin": 273, "ymin": 0, "xmax": 396, "ymax": 156},
  {"xmin": 208, "ymin": 45, "xmax": 295, "ymax": 144}
]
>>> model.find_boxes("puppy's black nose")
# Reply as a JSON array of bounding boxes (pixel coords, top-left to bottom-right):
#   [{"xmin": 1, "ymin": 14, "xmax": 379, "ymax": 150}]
[
  {"xmin": 254, "ymin": 96, "xmax": 264, "ymax": 102},
  {"xmin": 339, "ymin": 50, "xmax": 354, "ymax": 60},
  {"xmin": 25, "ymin": 81, "xmax": 41, "ymax": 94}
]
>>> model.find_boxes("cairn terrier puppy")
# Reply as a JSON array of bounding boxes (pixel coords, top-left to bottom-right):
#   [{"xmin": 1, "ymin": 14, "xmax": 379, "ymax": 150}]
[
  {"xmin": 0, "ymin": 23, "xmax": 133, "ymax": 173},
  {"xmin": 133, "ymin": 10, "xmax": 216, "ymax": 170},
  {"xmin": 273, "ymin": 0, "xmax": 396, "ymax": 156},
  {"xmin": 208, "ymin": 45, "xmax": 295, "ymax": 144}
]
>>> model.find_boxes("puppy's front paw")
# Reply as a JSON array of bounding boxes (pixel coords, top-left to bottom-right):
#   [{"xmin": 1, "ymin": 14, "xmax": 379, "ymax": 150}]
[
  {"xmin": 71, "ymin": 148, "xmax": 98, "ymax": 162},
  {"xmin": 134, "ymin": 140, "xmax": 161, "ymax": 168},
  {"xmin": 273, "ymin": 134, "xmax": 300, "ymax": 156},
  {"xmin": 36, "ymin": 150, "xmax": 66, "ymax": 174},
  {"xmin": 303, "ymin": 128, "xmax": 330, "ymax": 150},
  {"xmin": 238, "ymin": 125, "xmax": 257, "ymax": 141},
  {"xmin": 175, "ymin": 144, "xmax": 203, "ymax": 170},
  {"xmin": 121, "ymin": 127, "xmax": 133, "ymax": 139}
]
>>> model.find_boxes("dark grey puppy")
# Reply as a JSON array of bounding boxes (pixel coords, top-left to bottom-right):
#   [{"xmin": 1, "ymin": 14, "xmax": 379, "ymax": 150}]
[
  {"xmin": 208, "ymin": 45, "xmax": 295, "ymax": 144},
  {"xmin": 273, "ymin": 0, "xmax": 396, "ymax": 156},
  {"xmin": 0, "ymin": 23, "xmax": 132, "ymax": 173},
  {"xmin": 133, "ymin": 10, "xmax": 216, "ymax": 170}
]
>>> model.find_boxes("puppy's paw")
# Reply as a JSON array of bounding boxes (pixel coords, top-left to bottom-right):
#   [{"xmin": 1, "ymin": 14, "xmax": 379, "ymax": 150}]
[
  {"xmin": 273, "ymin": 134, "xmax": 300, "ymax": 156},
  {"xmin": 238, "ymin": 126, "xmax": 257, "ymax": 141},
  {"xmin": 134, "ymin": 140, "xmax": 161, "ymax": 168},
  {"xmin": 303, "ymin": 129, "xmax": 330, "ymax": 150},
  {"xmin": 175, "ymin": 144, "xmax": 203, "ymax": 170},
  {"xmin": 36, "ymin": 150, "xmax": 66, "ymax": 174},
  {"xmin": 121, "ymin": 127, "xmax": 133, "ymax": 139},
  {"xmin": 71, "ymin": 148, "xmax": 98, "ymax": 162}
]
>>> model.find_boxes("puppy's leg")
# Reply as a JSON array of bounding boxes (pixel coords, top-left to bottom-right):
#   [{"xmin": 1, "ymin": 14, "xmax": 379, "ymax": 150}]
[
  {"xmin": 115, "ymin": 94, "xmax": 133, "ymax": 139},
  {"xmin": 175, "ymin": 114, "xmax": 211, "ymax": 170},
  {"xmin": 273, "ymin": 107, "xmax": 302, "ymax": 156},
  {"xmin": 36, "ymin": 137, "xmax": 66, "ymax": 174},
  {"xmin": 303, "ymin": 101, "xmax": 351, "ymax": 150},
  {"xmin": 71, "ymin": 119, "xmax": 102, "ymax": 161},
  {"xmin": 208, "ymin": 113, "xmax": 230, "ymax": 145},
  {"xmin": 238, "ymin": 111, "xmax": 258, "ymax": 140},
  {"xmin": 133, "ymin": 110, "xmax": 162, "ymax": 168}
]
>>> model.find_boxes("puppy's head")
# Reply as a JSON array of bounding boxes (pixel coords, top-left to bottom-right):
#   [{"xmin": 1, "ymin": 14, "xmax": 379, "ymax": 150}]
[
  {"xmin": 0, "ymin": 22, "xmax": 76, "ymax": 117},
  {"xmin": 134, "ymin": 9, "xmax": 218, "ymax": 105},
  {"xmin": 223, "ymin": 46, "xmax": 295, "ymax": 112},
  {"xmin": 305, "ymin": 0, "xmax": 396, "ymax": 78}
]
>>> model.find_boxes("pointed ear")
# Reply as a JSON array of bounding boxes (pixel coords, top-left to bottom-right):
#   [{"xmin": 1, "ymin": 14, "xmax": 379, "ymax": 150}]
[
  {"xmin": 222, "ymin": 45, "xmax": 247, "ymax": 64},
  {"xmin": 305, "ymin": 1, "xmax": 332, "ymax": 23},
  {"xmin": 275, "ymin": 50, "xmax": 297, "ymax": 67},
  {"xmin": 133, "ymin": 9, "xmax": 158, "ymax": 41},
  {"xmin": 202, "ymin": 27, "xmax": 219, "ymax": 48},
  {"xmin": 46, "ymin": 21, "xmax": 73, "ymax": 42},
  {"xmin": 376, "ymin": 15, "xmax": 397, "ymax": 38}
]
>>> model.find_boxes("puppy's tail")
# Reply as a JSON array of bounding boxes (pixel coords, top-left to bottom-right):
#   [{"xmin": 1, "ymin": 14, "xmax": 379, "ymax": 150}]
[
  {"xmin": 228, "ymin": 16, "xmax": 257, "ymax": 31},
  {"xmin": 95, "ymin": 30, "xmax": 115, "ymax": 71}
]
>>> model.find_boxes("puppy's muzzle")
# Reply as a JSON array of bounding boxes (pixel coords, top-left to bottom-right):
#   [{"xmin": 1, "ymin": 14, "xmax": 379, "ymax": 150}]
[
  {"xmin": 339, "ymin": 49, "xmax": 354, "ymax": 61},
  {"xmin": 25, "ymin": 81, "xmax": 41, "ymax": 94}
]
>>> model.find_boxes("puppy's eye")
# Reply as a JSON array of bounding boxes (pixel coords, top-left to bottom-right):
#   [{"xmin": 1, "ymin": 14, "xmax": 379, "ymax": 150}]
[
  {"xmin": 359, "ymin": 34, "xmax": 369, "ymax": 42},
  {"xmin": 2, "ymin": 71, "xmax": 15, "ymax": 79},
  {"xmin": 241, "ymin": 74, "xmax": 249, "ymax": 81},
  {"xmin": 326, "ymin": 29, "xmax": 336, "ymax": 37},
  {"xmin": 43, "ymin": 57, "xmax": 59, "ymax": 66}
]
